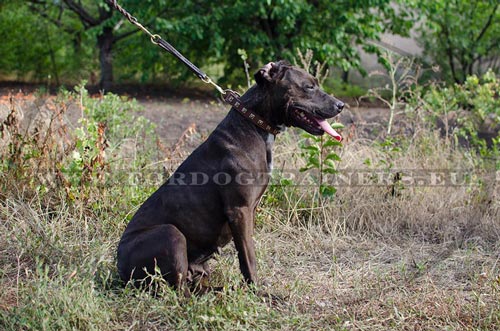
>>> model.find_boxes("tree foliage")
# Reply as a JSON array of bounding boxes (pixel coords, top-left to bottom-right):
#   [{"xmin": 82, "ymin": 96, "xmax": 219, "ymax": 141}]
[
  {"xmin": 1, "ymin": 1, "xmax": 412, "ymax": 87},
  {"xmin": 21, "ymin": 0, "xmax": 173, "ymax": 90},
  {"xmin": 414, "ymin": 0, "xmax": 500, "ymax": 83},
  {"xmin": 149, "ymin": 0, "xmax": 412, "ymax": 83},
  {"xmin": 0, "ymin": 2, "xmax": 90, "ymax": 84}
]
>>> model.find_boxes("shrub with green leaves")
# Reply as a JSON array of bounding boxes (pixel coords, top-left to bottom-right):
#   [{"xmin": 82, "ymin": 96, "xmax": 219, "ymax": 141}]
[
  {"xmin": 414, "ymin": 70, "xmax": 500, "ymax": 168},
  {"xmin": 59, "ymin": 84, "xmax": 157, "ymax": 199},
  {"xmin": 0, "ymin": 84, "xmax": 158, "ymax": 204}
]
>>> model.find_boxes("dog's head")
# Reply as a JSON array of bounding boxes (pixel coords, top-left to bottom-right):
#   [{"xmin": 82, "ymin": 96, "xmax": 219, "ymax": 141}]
[{"xmin": 255, "ymin": 61, "xmax": 344, "ymax": 141}]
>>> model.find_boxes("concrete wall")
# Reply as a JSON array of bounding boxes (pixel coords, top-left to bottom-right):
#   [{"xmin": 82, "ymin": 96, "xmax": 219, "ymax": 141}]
[{"xmin": 350, "ymin": 33, "xmax": 423, "ymax": 87}]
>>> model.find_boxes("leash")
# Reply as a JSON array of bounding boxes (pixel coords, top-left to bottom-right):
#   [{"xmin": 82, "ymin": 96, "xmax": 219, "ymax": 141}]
[{"xmin": 104, "ymin": 0, "xmax": 280, "ymax": 136}]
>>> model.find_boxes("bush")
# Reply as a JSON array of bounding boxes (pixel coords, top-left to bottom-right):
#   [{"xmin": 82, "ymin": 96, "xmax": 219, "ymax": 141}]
[
  {"xmin": 413, "ymin": 70, "xmax": 500, "ymax": 168},
  {"xmin": 0, "ymin": 84, "xmax": 158, "ymax": 206}
]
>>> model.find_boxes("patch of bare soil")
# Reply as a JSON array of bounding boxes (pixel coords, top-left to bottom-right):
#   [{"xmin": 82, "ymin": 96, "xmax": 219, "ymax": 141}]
[
  {"xmin": 0, "ymin": 83, "xmax": 395, "ymax": 146},
  {"xmin": 139, "ymin": 98, "xmax": 227, "ymax": 146},
  {"xmin": 138, "ymin": 96, "xmax": 393, "ymax": 147}
]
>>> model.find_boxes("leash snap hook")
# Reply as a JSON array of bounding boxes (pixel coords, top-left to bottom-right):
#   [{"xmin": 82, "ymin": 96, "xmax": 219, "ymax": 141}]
[
  {"xmin": 150, "ymin": 34, "xmax": 162, "ymax": 45},
  {"xmin": 202, "ymin": 77, "xmax": 226, "ymax": 95}
]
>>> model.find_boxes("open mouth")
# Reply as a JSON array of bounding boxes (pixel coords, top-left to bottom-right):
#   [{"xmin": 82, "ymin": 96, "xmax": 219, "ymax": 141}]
[{"xmin": 291, "ymin": 108, "xmax": 342, "ymax": 141}]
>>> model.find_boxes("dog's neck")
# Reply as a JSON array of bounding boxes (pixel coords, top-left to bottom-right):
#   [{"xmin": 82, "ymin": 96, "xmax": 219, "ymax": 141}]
[
  {"xmin": 217, "ymin": 84, "xmax": 284, "ymax": 172},
  {"xmin": 239, "ymin": 85, "xmax": 285, "ymax": 129},
  {"xmin": 238, "ymin": 85, "xmax": 286, "ymax": 172}
]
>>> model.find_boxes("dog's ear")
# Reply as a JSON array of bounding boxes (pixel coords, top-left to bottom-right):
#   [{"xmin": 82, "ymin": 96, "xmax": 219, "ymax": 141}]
[
  {"xmin": 255, "ymin": 62, "xmax": 275, "ymax": 85},
  {"xmin": 255, "ymin": 61, "xmax": 289, "ymax": 85}
]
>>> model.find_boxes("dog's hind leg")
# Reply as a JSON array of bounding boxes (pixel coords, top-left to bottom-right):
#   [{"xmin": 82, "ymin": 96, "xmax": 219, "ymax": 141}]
[{"xmin": 117, "ymin": 224, "xmax": 188, "ymax": 290}]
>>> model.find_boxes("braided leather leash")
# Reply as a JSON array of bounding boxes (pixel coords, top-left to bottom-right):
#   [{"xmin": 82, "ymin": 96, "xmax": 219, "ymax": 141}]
[{"xmin": 104, "ymin": 0, "xmax": 280, "ymax": 136}]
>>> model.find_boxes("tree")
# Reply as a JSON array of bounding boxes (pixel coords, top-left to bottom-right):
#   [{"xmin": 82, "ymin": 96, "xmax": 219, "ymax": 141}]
[
  {"xmin": 26, "ymin": 0, "xmax": 168, "ymax": 90},
  {"xmin": 0, "ymin": 2, "xmax": 77, "ymax": 84},
  {"xmin": 4, "ymin": 0, "xmax": 413, "ymax": 88},
  {"xmin": 149, "ymin": 0, "xmax": 413, "ymax": 83},
  {"xmin": 415, "ymin": 0, "xmax": 500, "ymax": 83}
]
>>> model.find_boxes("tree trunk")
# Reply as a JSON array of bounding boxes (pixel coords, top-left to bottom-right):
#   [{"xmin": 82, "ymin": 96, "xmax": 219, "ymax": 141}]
[
  {"xmin": 97, "ymin": 26, "xmax": 114, "ymax": 91},
  {"xmin": 341, "ymin": 69, "xmax": 349, "ymax": 83}
]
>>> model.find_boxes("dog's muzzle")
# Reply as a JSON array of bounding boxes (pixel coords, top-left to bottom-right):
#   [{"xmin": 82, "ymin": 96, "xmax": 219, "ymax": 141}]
[{"xmin": 290, "ymin": 107, "xmax": 343, "ymax": 141}]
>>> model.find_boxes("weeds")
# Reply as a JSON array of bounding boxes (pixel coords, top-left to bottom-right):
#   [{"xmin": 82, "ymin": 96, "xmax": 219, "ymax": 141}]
[
  {"xmin": 294, "ymin": 48, "xmax": 329, "ymax": 86},
  {"xmin": 366, "ymin": 50, "xmax": 419, "ymax": 135},
  {"xmin": 299, "ymin": 132, "xmax": 343, "ymax": 198}
]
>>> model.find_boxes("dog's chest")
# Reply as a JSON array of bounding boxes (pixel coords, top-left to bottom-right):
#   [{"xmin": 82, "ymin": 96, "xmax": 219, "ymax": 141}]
[{"xmin": 265, "ymin": 134, "xmax": 274, "ymax": 173}]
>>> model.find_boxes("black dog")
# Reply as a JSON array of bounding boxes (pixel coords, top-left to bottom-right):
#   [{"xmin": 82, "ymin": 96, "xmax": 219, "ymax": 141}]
[{"xmin": 117, "ymin": 61, "xmax": 344, "ymax": 290}]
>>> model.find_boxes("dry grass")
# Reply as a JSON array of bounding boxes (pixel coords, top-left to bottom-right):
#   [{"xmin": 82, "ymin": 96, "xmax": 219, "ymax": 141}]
[
  {"xmin": 0, "ymin": 92, "xmax": 499, "ymax": 330},
  {"xmin": 251, "ymin": 128, "xmax": 499, "ymax": 330}
]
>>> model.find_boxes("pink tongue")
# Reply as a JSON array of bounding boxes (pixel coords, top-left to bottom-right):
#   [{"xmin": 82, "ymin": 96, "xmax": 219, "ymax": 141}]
[{"xmin": 315, "ymin": 119, "xmax": 342, "ymax": 141}]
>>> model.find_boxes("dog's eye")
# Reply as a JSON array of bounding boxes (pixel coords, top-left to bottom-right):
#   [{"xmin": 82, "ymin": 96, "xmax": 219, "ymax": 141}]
[{"xmin": 305, "ymin": 85, "xmax": 315, "ymax": 91}]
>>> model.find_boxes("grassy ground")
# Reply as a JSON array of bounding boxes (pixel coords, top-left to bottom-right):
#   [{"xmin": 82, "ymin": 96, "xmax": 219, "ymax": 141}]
[{"xmin": 0, "ymin": 90, "xmax": 498, "ymax": 330}]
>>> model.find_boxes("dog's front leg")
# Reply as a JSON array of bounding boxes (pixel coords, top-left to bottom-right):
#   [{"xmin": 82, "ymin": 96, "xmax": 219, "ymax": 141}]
[{"xmin": 226, "ymin": 206, "xmax": 257, "ymax": 284}]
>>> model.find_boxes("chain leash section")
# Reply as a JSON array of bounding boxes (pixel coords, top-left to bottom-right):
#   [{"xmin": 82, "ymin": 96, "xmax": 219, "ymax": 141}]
[{"xmin": 106, "ymin": 0, "xmax": 157, "ymax": 41}]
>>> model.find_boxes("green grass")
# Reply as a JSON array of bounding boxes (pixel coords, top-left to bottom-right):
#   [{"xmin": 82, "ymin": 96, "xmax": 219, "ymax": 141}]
[{"xmin": 0, "ymin": 89, "xmax": 499, "ymax": 330}]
